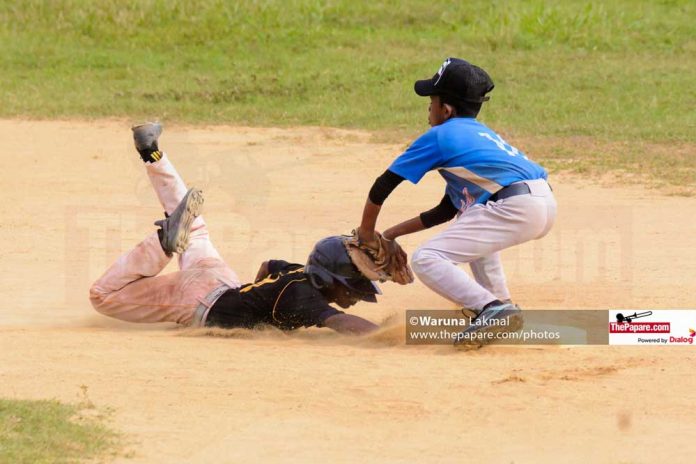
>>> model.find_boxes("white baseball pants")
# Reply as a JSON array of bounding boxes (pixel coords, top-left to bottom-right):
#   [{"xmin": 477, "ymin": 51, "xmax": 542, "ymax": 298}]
[{"xmin": 411, "ymin": 179, "xmax": 556, "ymax": 310}]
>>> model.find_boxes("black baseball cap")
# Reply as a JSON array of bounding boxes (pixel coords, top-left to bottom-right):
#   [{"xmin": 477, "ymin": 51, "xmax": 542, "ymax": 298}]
[{"xmin": 414, "ymin": 57, "xmax": 494, "ymax": 103}]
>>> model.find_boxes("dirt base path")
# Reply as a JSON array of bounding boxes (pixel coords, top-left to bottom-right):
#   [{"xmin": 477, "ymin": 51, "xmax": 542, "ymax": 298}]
[{"xmin": 1, "ymin": 120, "xmax": 694, "ymax": 463}]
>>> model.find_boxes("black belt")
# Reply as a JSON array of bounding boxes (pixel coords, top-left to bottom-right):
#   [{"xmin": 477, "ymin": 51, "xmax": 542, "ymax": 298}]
[{"xmin": 489, "ymin": 183, "xmax": 531, "ymax": 202}]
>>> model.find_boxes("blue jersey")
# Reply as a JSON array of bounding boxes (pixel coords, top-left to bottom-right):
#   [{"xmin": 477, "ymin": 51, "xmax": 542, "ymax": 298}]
[{"xmin": 388, "ymin": 118, "xmax": 547, "ymax": 209}]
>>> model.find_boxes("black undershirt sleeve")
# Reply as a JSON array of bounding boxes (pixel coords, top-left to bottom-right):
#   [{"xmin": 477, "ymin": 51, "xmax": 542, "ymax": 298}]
[
  {"xmin": 419, "ymin": 194, "xmax": 458, "ymax": 228},
  {"xmin": 368, "ymin": 169, "xmax": 405, "ymax": 205},
  {"xmin": 267, "ymin": 260, "xmax": 302, "ymax": 274}
]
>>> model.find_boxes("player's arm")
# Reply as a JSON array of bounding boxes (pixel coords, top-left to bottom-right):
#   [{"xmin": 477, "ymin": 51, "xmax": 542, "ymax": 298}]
[
  {"xmin": 383, "ymin": 193, "xmax": 458, "ymax": 240},
  {"xmin": 254, "ymin": 261, "xmax": 270, "ymax": 282},
  {"xmin": 323, "ymin": 313, "xmax": 379, "ymax": 335},
  {"xmin": 359, "ymin": 129, "xmax": 442, "ymax": 242},
  {"xmin": 358, "ymin": 169, "xmax": 404, "ymax": 243}
]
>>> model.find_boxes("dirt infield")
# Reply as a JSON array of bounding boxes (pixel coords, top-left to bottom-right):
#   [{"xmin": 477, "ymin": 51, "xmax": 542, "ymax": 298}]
[{"xmin": 1, "ymin": 119, "xmax": 695, "ymax": 463}]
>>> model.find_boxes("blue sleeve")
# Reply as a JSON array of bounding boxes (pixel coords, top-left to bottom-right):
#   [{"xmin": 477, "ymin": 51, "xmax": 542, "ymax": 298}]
[{"xmin": 388, "ymin": 128, "xmax": 443, "ymax": 184}]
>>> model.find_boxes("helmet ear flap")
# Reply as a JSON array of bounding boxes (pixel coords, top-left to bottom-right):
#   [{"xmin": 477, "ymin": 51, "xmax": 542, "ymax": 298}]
[{"xmin": 305, "ymin": 264, "xmax": 334, "ymax": 290}]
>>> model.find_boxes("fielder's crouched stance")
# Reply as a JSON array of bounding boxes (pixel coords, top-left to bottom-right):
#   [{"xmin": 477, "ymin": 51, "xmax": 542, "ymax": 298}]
[
  {"xmin": 357, "ymin": 58, "xmax": 557, "ymax": 347},
  {"xmin": 89, "ymin": 123, "xmax": 379, "ymax": 335}
]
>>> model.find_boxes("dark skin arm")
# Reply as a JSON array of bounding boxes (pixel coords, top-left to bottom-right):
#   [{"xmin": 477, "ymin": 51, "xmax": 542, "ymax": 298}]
[
  {"xmin": 359, "ymin": 97, "xmax": 456, "ymax": 243},
  {"xmin": 320, "ymin": 284, "xmax": 379, "ymax": 335},
  {"xmin": 361, "ymin": 199, "xmax": 429, "ymax": 240},
  {"xmin": 358, "ymin": 199, "xmax": 423, "ymax": 267},
  {"xmin": 383, "ymin": 216, "xmax": 427, "ymax": 240},
  {"xmin": 358, "ymin": 199, "xmax": 382, "ymax": 242},
  {"xmin": 254, "ymin": 261, "xmax": 270, "ymax": 282},
  {"xmin": 323, "ymin": 313, "xmax": 379, "ymax": 335}
]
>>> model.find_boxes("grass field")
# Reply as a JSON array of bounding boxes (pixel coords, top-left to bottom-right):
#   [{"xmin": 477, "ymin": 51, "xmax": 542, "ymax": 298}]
[
  {"xmin": 1, "ymin": 0, "xmax": 694, "ymax": 141},
  {"xmin": 2, "ymin": 0, "xmax": 694, "ymax": 189},
  {"xmin": 0, "ymin": 398, "xmax": 119, "ymax": 463}
]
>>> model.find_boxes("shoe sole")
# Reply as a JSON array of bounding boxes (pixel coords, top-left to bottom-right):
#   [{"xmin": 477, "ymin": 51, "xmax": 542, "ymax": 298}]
[
  {"xmin": 131, "ymin": 122, "xmax": 162, "ymax": 152},
  {"xmin": 455, "ymin": 313, "xmax": 524, "ymax": 351},
  {"xmin": 171, "ymin": 189, "xmax": 204, "ymax": 254}
]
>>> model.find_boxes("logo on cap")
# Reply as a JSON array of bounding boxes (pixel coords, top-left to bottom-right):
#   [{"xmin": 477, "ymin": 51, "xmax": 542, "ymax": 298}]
[{"xmin": 434, "ymin": 58, "xmax": 452, "ymax": 86}]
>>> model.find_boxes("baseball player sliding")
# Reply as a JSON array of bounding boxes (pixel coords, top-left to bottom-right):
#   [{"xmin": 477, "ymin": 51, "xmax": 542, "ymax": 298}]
[
  {"xmin": 89, "ymin": 123, "xmax": 380, "ymax": 335},
  {"xmin": 355, "ymin": 58, "xmax": 557, "ymax": 347}
]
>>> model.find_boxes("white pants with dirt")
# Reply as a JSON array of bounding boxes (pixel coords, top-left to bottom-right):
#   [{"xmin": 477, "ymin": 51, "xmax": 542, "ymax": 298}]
[
  {"xmin": 89, "ymin": 154, "xmax": 240, "ymax": 325},
  {"xmin": 410, "ymin": 179, "xmax": 556, "ymax": 310}
]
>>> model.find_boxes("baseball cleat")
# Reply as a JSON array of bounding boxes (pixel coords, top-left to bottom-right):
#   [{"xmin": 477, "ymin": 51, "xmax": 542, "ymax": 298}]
[
  {"xmin": 459, "ymin": 302, "xmax": 518, "ymax": 321},
  {"xmin": 155, "ymin": 188, "xmax": 204, "ymax": 256},
  {"xmin": 454, "ymin": 303, "xmax": 523, "ymax": 350},
  {"xmin": 131, "ymin": 122, "xmax": 163, "ymax": 162},
  {"xmin": 460, "ymin": 307, "xmax": 480, "ymax": 320}
]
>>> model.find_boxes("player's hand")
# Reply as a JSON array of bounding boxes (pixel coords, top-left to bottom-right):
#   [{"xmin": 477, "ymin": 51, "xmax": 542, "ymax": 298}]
[
  {"xmin": 348, "ymin": 228, "xmax": 414, "ymax": 285},
  {"xmin": 382, "ymin": 235, "xmax": 408, "ymax": 270},
  {"xmin": 379, "ymin": 236, "xmax": 412, "ymax": 285},
  {"xmin": 357, "ymin": 227, "xmax": 380, "ymax": 250}
]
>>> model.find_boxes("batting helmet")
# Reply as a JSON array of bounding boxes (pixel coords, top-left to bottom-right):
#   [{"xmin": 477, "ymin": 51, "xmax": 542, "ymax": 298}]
[{"xmin": 305, "ymin": 236, "xmax": 381, "ymax": 303}]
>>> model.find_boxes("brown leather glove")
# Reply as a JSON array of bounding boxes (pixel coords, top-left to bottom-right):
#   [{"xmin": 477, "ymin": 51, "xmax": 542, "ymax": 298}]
[{"xmin": 344, "ymin": 228, "xmax": 415, "ymax": 285}]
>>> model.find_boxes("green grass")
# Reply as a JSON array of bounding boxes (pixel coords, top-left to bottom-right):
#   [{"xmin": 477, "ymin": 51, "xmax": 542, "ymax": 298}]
[
  {"xmin": 0, "ymin": 0, "xmax": 695, "ymax": 186},
  {"xmin": 0, "ymin": 398, "xmax": 119, "ymax": 463}
]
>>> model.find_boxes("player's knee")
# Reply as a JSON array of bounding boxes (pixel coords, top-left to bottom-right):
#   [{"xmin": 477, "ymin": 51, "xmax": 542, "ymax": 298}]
[
  {"xmin": 88, "ymin": 284, "xmax": 110, "ymax": 314},
  {"xmin": 411, "ymin": 247, "xmax": 438, "ymax": 276}
]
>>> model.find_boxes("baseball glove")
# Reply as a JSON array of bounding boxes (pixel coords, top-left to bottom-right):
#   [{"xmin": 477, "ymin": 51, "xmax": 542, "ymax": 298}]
[{"xmin": 343, "ymin": 228, "xmax": 415, "ymax": 285}]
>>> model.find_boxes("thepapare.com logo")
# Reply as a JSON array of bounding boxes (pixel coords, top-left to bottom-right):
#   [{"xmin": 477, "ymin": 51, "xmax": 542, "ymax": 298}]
[
  {"xmin": 609, "ymin": 322, "xmax": 672, "ymax": 334},
  {"xmin": 609, "ymin": 313, "xmax": 670, "ymax": 334},
  {"xmin": 610, "ymin": 312, "xmax": 696, "ymax": 345}
]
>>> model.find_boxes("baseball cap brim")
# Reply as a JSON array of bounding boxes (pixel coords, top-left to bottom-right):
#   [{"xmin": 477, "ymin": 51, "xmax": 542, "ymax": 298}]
[{"xmin": 414, "ymin": 79, "xmax": 437, "ymax": 96}]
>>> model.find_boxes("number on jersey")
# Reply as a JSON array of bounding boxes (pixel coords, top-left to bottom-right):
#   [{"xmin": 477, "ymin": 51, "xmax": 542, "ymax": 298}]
[{"xmin": 478, "ymin": 132, "xmax": 528, "ymax": 159}]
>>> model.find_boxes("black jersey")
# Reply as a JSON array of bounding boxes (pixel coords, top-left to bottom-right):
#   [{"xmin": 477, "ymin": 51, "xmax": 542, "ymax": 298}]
[{"xmin": 205, "ymin": 260, "xmax": 343, "ymax": 330}]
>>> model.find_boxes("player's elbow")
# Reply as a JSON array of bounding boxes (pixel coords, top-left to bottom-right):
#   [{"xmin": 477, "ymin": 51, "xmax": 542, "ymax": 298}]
[{"xmin": 255, "ymin": 261, "xmax": 270, "ymax": 282}]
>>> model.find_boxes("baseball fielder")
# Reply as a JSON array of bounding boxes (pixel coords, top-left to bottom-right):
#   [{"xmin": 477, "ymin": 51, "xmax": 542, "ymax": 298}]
[
  {"xmin": 89, "ymin": 123, "xmax": 380, "ymax": 335},
  {"xmin": 356, "ymin": 58, "xmax": 557, "ymax": 346}
]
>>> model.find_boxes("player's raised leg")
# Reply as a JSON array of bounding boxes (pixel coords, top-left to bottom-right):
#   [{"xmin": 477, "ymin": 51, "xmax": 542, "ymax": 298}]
[
  {"xmin": 89, "ymin": 188, "xmax": 214, "ymax": 324},
  {"xmin": 132, "ymin": 122, "xmax": 227, "ymax": 272},
  {"xmin": 132, "ymin": 122, "xmax": 188, "ymax": 215}
]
